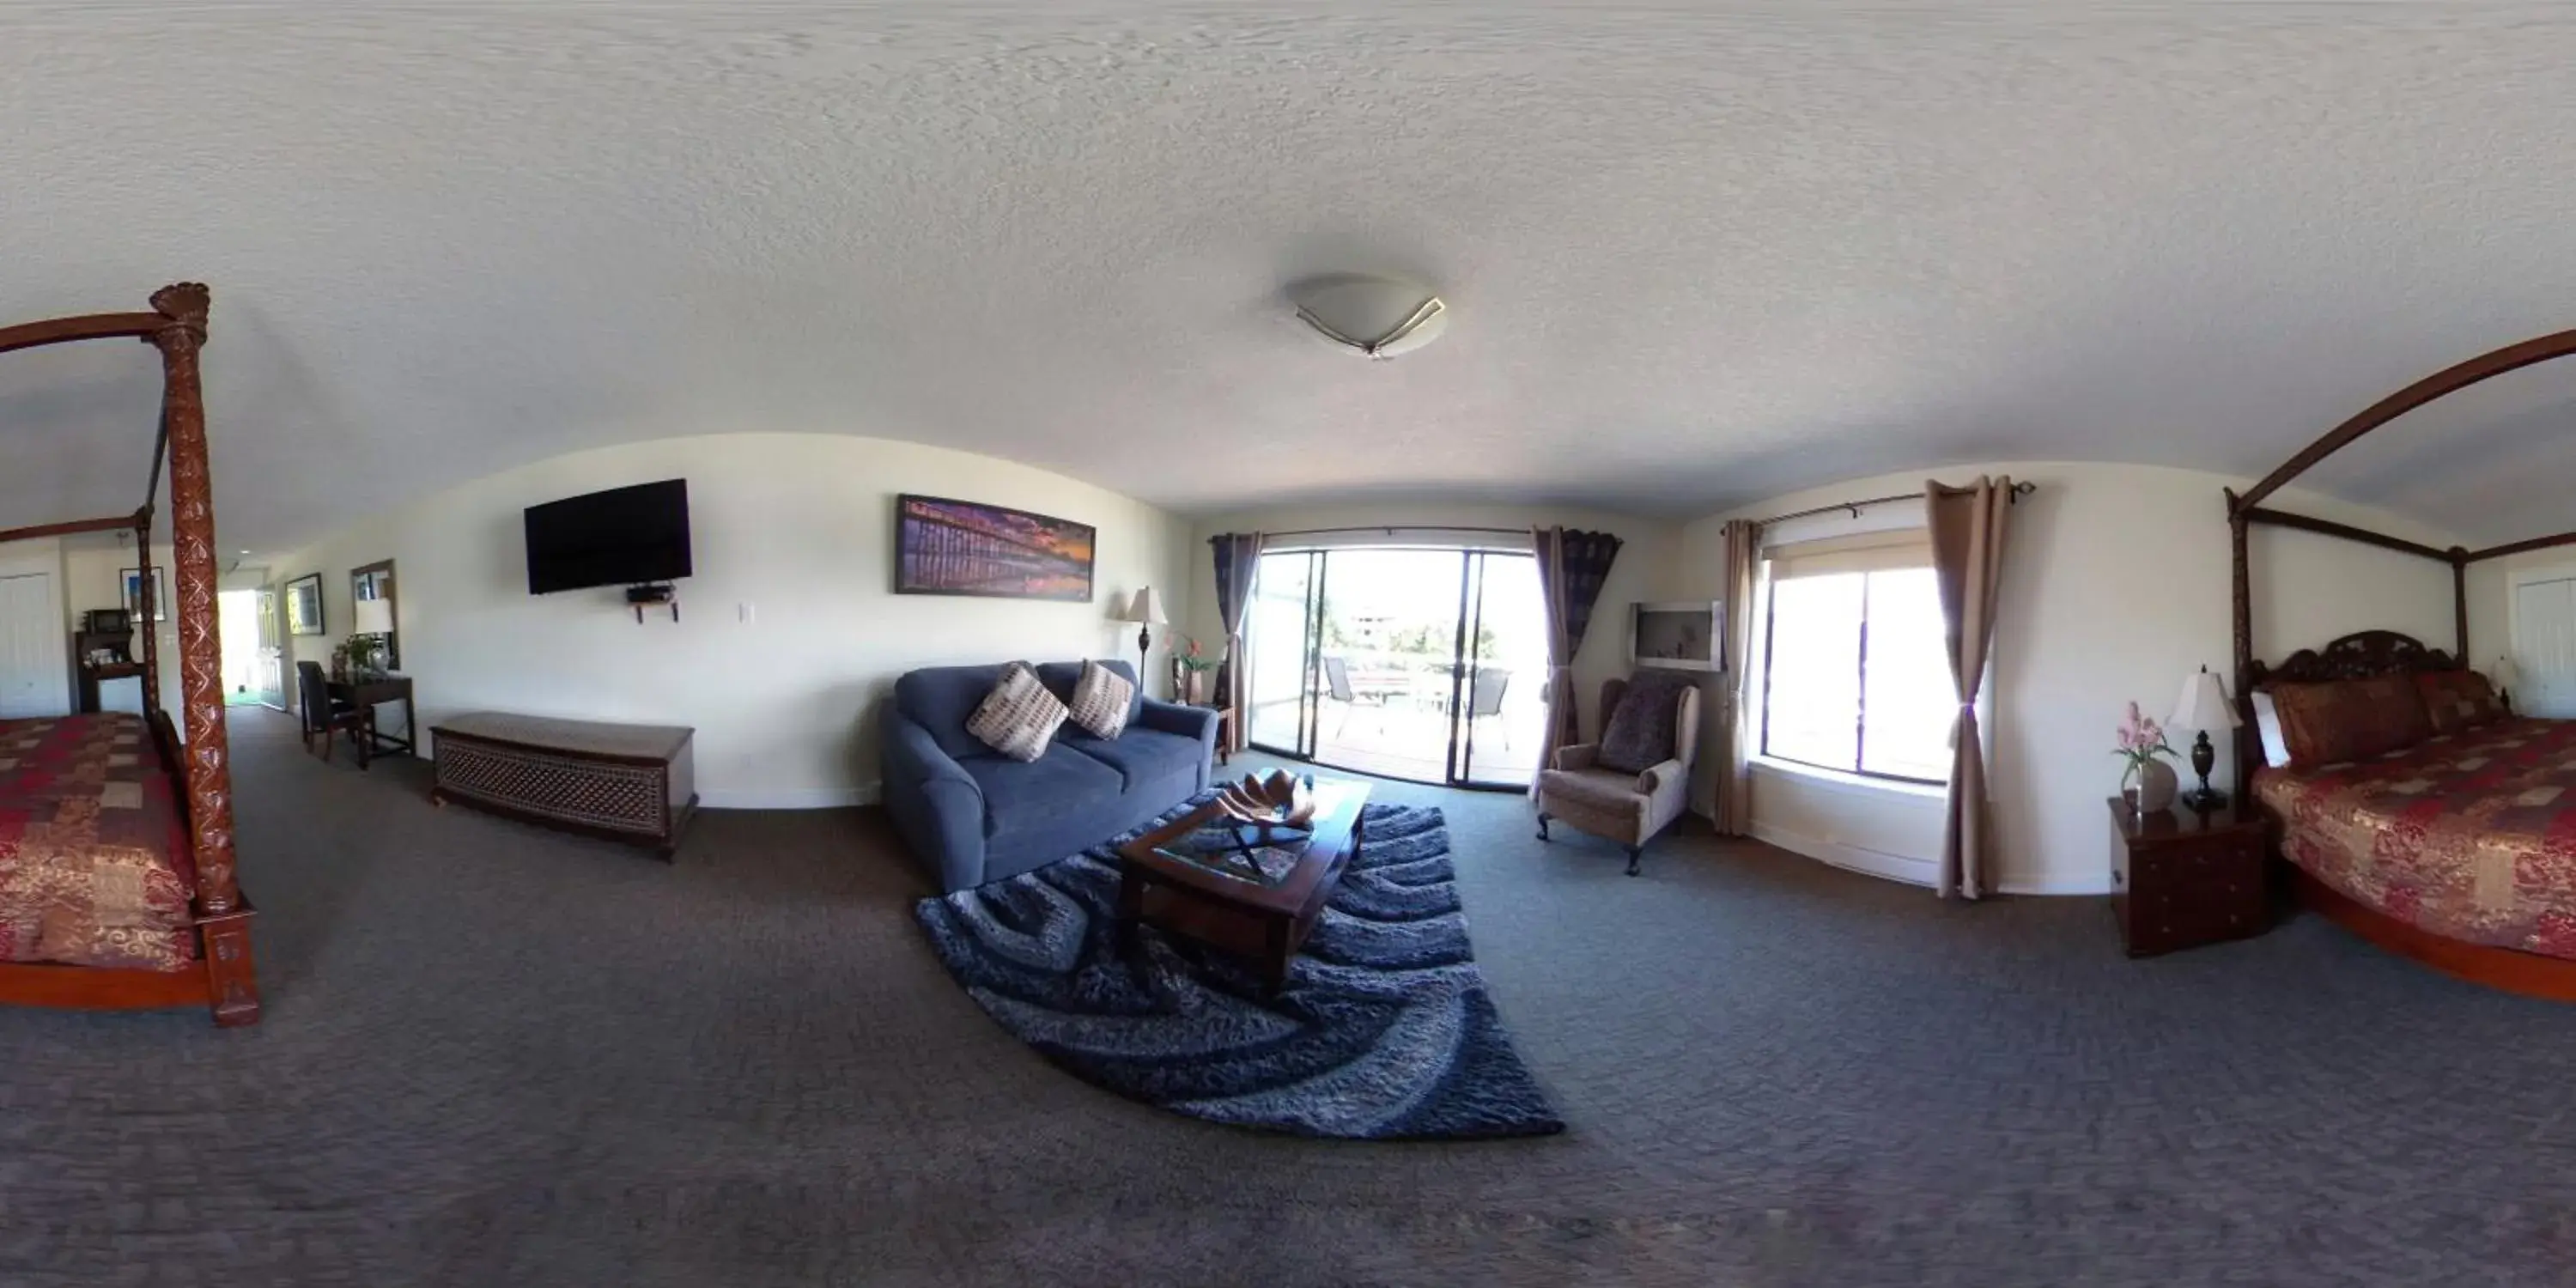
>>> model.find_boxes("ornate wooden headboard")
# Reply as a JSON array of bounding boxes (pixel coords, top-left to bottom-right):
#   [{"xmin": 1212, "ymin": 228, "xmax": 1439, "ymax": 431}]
[{"xmin": 2245, "ymin": 629, "xmax": 2458, "ymax": 690}]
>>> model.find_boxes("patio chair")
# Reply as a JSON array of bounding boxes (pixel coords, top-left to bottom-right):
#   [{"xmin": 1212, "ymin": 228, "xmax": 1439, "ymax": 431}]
[
  {"xmin": 1466, "ymin": 668, "xmax": 1510, "ymax": 750},
  {"xmin": 1321, "ymin": 656, "xmax": 1385, "ymax": 738}
]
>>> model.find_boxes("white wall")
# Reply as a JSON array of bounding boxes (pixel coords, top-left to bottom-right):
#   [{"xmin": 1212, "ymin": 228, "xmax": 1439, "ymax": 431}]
[
  {"xmin": 61, "ymin": 538, "xmax": 184, "ymax": 716},
  {"xmin": 1676, "ymin": 461, "xmax": 2464, "ymax": 895},
  {"xmin": 1178, "ymin": 503, "xmax": 1680, "ymax": 746},
  {"xmin": 271, "ymin": 433, "xmax": 1193, "ymax": 808}
]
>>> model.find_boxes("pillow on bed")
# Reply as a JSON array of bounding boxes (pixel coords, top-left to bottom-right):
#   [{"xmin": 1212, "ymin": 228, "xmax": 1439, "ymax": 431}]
[
  {"xmin": 2266, "ymin": 676, "xmax": 2433, "ymax": 767},
  {"xmin": 2414, "ymin": 670, "xmax": 2504, "ymax": 734},
  {"xmin": 2251, "ymin": 692, "xmax": 2293, "ymax": 768}
]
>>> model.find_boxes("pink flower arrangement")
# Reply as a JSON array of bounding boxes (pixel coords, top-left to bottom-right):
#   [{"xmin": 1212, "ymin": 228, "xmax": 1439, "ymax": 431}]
[
  {"xmin": 1176, "ymin": 635, "xmax": 1225, "ymax": 673},
  {"xmin": 2114, "ymin": 701, "xmax": 2175, "ymax": 779}
]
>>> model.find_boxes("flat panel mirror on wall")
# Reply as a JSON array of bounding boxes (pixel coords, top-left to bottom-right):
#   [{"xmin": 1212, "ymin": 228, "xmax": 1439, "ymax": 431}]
[
  {"xmin": 1244, "ymin": 544, "xmax": 1550, "ymax": 789},
  {"xmin": 350, "ymin": 559, "xmax": 398, "ymax": 671}
]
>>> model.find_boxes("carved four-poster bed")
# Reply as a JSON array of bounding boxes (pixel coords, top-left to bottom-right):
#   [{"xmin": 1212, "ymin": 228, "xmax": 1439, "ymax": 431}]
[
  {"xmin": 0, "ymin": 284, "xmax": 257, "ymax": 1025},
  {"xmin": 2232, "ymin": 326, "xmax": 2576, "ymax": 1002}
]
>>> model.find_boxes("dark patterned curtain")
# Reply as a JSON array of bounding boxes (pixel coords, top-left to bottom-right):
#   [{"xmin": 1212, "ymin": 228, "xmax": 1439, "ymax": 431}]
[
  {"xmin": 1529, "ymin": 526, "xmax": 1625, "ymax": 793},
  {"xmin": 1209, "ymin": 532, "xmax": 1263, "ymax": 753}
]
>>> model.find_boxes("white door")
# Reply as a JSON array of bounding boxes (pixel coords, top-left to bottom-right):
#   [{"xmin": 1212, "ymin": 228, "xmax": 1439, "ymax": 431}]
[
  {"xmin": 254, "ymin": 586, "xmax": 286, "ymax": 709},
  {"xmin": 0, "ymin": 573, "xmax": 59, "ymax": 717},
  {"xmin": 2512, "ymin": 577, "xmax": 2576, "ymax": 717}
]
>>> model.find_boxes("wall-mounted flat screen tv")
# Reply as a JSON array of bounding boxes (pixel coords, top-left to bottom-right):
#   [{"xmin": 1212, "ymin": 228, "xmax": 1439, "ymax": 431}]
[{"xmin": 525, "ymin": 479, "xmax": 693, "ymax": 594}]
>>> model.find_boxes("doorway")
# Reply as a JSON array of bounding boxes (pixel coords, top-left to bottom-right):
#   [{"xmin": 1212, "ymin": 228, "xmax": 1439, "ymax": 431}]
[
  {"xmin": 2512, "ymin": 574, "xmax": 2576, "ymax": 716},
  {"xmin": 0, "ymin": 571, "xmax": 64, "ymax": 717},
  {"xmin": 1245, "ymin": 545, "xmax": 1550, "ymax": 788},
  {"xmin": 218, "ymin": 588, "xmax": 284, "ymax": 709}
]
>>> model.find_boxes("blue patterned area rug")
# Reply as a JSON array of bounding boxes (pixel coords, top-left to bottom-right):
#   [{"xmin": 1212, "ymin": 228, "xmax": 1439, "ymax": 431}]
[{"xmin": 914, "ymin": 799, "xmax": 1564, "ymax": 1140}]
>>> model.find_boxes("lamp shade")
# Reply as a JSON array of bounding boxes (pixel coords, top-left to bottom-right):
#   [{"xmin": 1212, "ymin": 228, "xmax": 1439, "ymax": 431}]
[
  {"xmin": 352, "ymin": 597, "xmax": 394, "ymax": 636},
  {"xmin": 1115, "ymin": 587, "xmax": 1166, "ymax": 626},
  {"xmin": 2168, "ymin": 667, "xmax": 2240, "ymax": 732},
  {"xmin": 2490, "ymin": 654, "xmax": 2520, "ymax": 692}
]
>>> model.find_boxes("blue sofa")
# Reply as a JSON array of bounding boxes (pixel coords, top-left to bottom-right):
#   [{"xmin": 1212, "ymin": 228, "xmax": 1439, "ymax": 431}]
[{"xmin": 882, "ymin": 659, "xmax": 1218, "ymax": 892}]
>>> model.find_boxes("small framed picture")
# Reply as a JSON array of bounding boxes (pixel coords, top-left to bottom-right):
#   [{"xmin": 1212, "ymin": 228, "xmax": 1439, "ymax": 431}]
[
  {"xmin": 121, "ymin": 567, "xmax": 168, "ymax": 623},
  {"xmin": 286, "ymin": 573, "xmax": 325, "ymax": 636}
]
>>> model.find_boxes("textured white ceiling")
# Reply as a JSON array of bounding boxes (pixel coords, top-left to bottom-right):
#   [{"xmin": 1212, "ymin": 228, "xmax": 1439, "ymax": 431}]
[{"xmin": 8, "ymin": 3, "xmax": 2576, "ymax": 552}]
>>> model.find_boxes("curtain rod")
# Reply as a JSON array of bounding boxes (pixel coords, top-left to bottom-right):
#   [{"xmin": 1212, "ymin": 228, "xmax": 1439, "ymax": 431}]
[
  {"xmin": 1253, "ymin": 525, "xmax": 1534, "ymax": 539},
  {"xmin": 1756, "ymin": 480, "xmax": 2035, "ymax": 529}
]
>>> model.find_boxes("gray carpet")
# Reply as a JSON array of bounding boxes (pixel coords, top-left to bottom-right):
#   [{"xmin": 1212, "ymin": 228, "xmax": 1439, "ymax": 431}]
[{"xmin": 6, "ymin": 714, "xmax": 2575, "ymax": 1286}]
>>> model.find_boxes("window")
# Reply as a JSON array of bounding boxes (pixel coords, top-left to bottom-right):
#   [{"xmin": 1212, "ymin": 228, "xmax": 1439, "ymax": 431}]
[{"xmin": 1759, "ymin": 542, "xmax": 1953, "ymax": 784}]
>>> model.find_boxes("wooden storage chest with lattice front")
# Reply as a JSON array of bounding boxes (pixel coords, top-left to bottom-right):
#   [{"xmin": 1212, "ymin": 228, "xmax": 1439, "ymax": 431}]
[{"xmin": 429, "ymin": 713, "xmax": 696, "ymax": 859}]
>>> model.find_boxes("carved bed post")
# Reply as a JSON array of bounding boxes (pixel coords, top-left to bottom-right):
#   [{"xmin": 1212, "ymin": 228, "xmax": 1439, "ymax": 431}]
[
  {"xmin": 143, "ymin": 285, "xmax": 239, "ymax": 915},
  {"xmin": 2451, "ymin": 548, "xmax": 2470, "ymax": 663},
  {"xmin": 132, "ymin": 507, "xmax": 158, "ymax": 720},
  {"xmin": 2227, "ymin": 489, "xmax": 2261, "ymax": 779},
  {"xmin": 145, "ymin": 284, "xmax": 258, "ymax": 1025}
]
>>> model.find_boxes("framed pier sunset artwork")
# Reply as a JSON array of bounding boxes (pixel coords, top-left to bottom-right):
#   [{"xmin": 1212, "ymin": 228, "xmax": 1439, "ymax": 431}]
[{"xmin": 896, "ymin": 495, "xmax": 1097, "ymax": 601}]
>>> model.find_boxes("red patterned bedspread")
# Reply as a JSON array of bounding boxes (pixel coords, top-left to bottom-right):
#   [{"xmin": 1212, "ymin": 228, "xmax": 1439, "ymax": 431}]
[
  {"xmin": 2255, "ymin": 716, "xmax": 2576, "ymax": 959},
  {"xmin": 0, "ymin": 714, "xmax": 196, "ymax": 970}
]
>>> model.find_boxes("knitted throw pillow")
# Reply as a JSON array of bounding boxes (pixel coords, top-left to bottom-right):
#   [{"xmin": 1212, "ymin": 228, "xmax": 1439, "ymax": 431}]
[
  {"xmin": 1066, "ymin": 660, "xmax": 1135, "ymax": 740},
  {"xmin": 966, "ymin": 663, "xmax": 1068, "ymax": 762},
  {"xmin": 1595, "ymin": 671, "xmax": 1697, "ymax": 775}
]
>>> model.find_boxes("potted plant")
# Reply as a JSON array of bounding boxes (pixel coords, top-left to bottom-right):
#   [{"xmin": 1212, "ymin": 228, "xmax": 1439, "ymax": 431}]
[
  {"xmin": 1175, "ymin": 635, "xmax": 1225, "ymax": 705},
  {"xmin": 2115, "ymin": 701, "xmax": 2179, "ymax": 814}
]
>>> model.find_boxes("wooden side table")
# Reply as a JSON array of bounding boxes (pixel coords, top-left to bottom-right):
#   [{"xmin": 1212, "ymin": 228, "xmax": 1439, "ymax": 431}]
[{"xmin": 2108, "ymin": 799, "xmax": 2270, "ymax": 957}]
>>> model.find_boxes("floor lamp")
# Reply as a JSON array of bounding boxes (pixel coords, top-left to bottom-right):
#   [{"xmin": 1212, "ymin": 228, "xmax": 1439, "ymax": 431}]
[{"xmin": 1115, "ymin": 587, "xmax": 1166, "ymax": 694}]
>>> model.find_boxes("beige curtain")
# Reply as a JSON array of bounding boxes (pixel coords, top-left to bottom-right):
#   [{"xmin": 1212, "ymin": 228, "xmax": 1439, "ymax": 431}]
[
  {"xmin": 1528, "ymin": 526, "xmax": 1625, "ymax": 794},
  {"xmin": 1712, "ymin": 519, "xmax": 1761, "ymax": 835},
  {"xmin": 1927, "ymin": 476, "xmax": 2014, "ymax": 898},
  {"xmin": 1209, "ymin": 532, "xmax": 1262, "ymax": 754}
]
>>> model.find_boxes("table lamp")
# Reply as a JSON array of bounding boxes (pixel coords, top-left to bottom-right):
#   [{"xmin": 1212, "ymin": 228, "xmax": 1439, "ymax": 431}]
[
  {"xmin": 2490, "ymin": 654, "xmax": 2520, "ymax": 711},
  {"xmin": 1113, "ymin": 587, "xmax": 1166, "ymax": 687},
  {"xmin": 351, "ymin": 597, "xmax": 395, "ymax": 674},
  {"xmin": 2169, "ymin": 665, "xmax": 2242, "ymax": 811}
]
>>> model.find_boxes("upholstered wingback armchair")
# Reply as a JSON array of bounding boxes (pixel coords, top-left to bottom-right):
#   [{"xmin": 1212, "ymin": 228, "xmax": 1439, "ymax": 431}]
[{"xmin": 1535, "ymin": 677, "xmax": 1701, "ymax": 876}]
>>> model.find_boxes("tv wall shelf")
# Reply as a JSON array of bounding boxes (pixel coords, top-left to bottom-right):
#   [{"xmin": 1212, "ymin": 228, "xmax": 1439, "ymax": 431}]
[
  {"xmin": 626, "ymin": 582, "xmax": 678, "ymax": 623},
  {"xmin": 1628, "ymin": 600, "xmax": 1723, "ymax": 672}
]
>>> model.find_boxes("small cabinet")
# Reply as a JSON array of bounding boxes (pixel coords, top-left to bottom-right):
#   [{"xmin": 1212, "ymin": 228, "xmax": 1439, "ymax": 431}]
[{"xmin": 2107, "ymin": 799, "xmax": 2271, "ymax": 957}]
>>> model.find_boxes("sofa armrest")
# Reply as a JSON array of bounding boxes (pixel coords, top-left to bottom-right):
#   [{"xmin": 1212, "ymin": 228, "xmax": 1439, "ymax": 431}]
[
  {"xmin": 1637, "ymin": 756, "xmax": 1687, "ymax": 799},
  {"xmin": 1552, "ymin": 743, "xmax": 1601, "ymax": 772},
  {"xmin": 879, "ymin": 710, "xmax": 988, "ymax": 892},
  {"xmin": 1137, "ymin": 699, "xmax": 1219, "ymax": 790},
  {"xmin": 1637, "ymin": 756, "xmax": 1692, "ymax": 830},
  {"xmin": 1138, "ymin": 698, "xmax": 1217, "ymax": 741}
]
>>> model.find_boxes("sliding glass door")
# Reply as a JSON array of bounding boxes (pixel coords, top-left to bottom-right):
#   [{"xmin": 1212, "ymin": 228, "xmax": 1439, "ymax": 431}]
[{"xmin": 1245, "ymin": 545, "xmax": 1549, "ymax": 788}]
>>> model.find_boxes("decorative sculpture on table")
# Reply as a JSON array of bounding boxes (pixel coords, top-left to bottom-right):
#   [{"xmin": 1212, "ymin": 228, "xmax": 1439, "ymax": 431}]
[{"xmin": 1214, "ymin": 769, "xmax": 1317, "ymax": 839}]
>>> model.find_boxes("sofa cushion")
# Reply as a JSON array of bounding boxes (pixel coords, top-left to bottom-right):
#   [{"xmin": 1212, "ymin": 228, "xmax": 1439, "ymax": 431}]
[
  {"xmin": 966, "ymin": 663, "xmax": 1068, "ymax": 762},
  {"xmin": 957, "ymin": 745, "xmax": 1125, "ymax": 839},
  {"xmin": 1036, "ymin": 659, "xmax": 1143, "ymax": 730},
  {"xmin": 1061, "ymin": 727, "xmax": 1204, "ymax": 791},
  {"xmin": 896, "ymin": 664, "xmax": 1019, "ymax": 761},
  {"xmin": 1066, "ymin": 661, "xmax": 1136, "ymax": 740},
  {"xmin": 1596, "ymin": 671, "xmax": 1696, "ymax": 774}
]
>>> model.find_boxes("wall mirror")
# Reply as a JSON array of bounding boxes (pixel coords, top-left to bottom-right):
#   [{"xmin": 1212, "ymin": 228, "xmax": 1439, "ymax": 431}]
[{"xmin": 351, "ymin": 559, "xmax": 398, "ymax": 671}]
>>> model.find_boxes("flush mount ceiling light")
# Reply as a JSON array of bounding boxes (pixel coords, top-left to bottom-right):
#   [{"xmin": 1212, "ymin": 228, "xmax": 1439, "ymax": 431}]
[{"xmin": 1289, "ymin": 274, "xmax": 1449, "ymax": 359}]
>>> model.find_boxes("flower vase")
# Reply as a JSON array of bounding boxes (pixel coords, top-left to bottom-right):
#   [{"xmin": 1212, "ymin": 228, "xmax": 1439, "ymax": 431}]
[
  {"xmin": 1185, "ymin": 671, "xmax": 1208, "ymax": 705},
  {"xmin": 2125, "ymin": 759, "xmax": 2179, "ymax": 814}
]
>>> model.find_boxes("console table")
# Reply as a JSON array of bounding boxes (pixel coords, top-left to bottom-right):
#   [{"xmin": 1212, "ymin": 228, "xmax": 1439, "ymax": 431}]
[
  {"xmin": 329, "ymin": 674, "xmax": 416, "ymax": 759},
  {"xmin": 429, "ymin": 713, "xmax": 697, "ymax": 859}
]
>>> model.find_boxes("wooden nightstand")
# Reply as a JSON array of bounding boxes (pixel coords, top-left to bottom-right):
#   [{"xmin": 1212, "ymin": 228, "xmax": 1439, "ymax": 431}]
[{"xmin": 2107, "ymin": 799, "xmax": 2270, "ymax": 957}]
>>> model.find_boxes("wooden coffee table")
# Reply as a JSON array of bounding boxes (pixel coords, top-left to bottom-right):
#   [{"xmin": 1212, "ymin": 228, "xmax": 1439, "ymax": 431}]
[{"xmin": 1115, "ymin": 780, "xmax": 1369, "ymax": 992}]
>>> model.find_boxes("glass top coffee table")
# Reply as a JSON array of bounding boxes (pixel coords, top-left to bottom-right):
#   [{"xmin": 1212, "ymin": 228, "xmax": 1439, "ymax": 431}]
[{"xmin": 1114, "ymin": 778, "xmax": 1370, "ymax": 993}]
